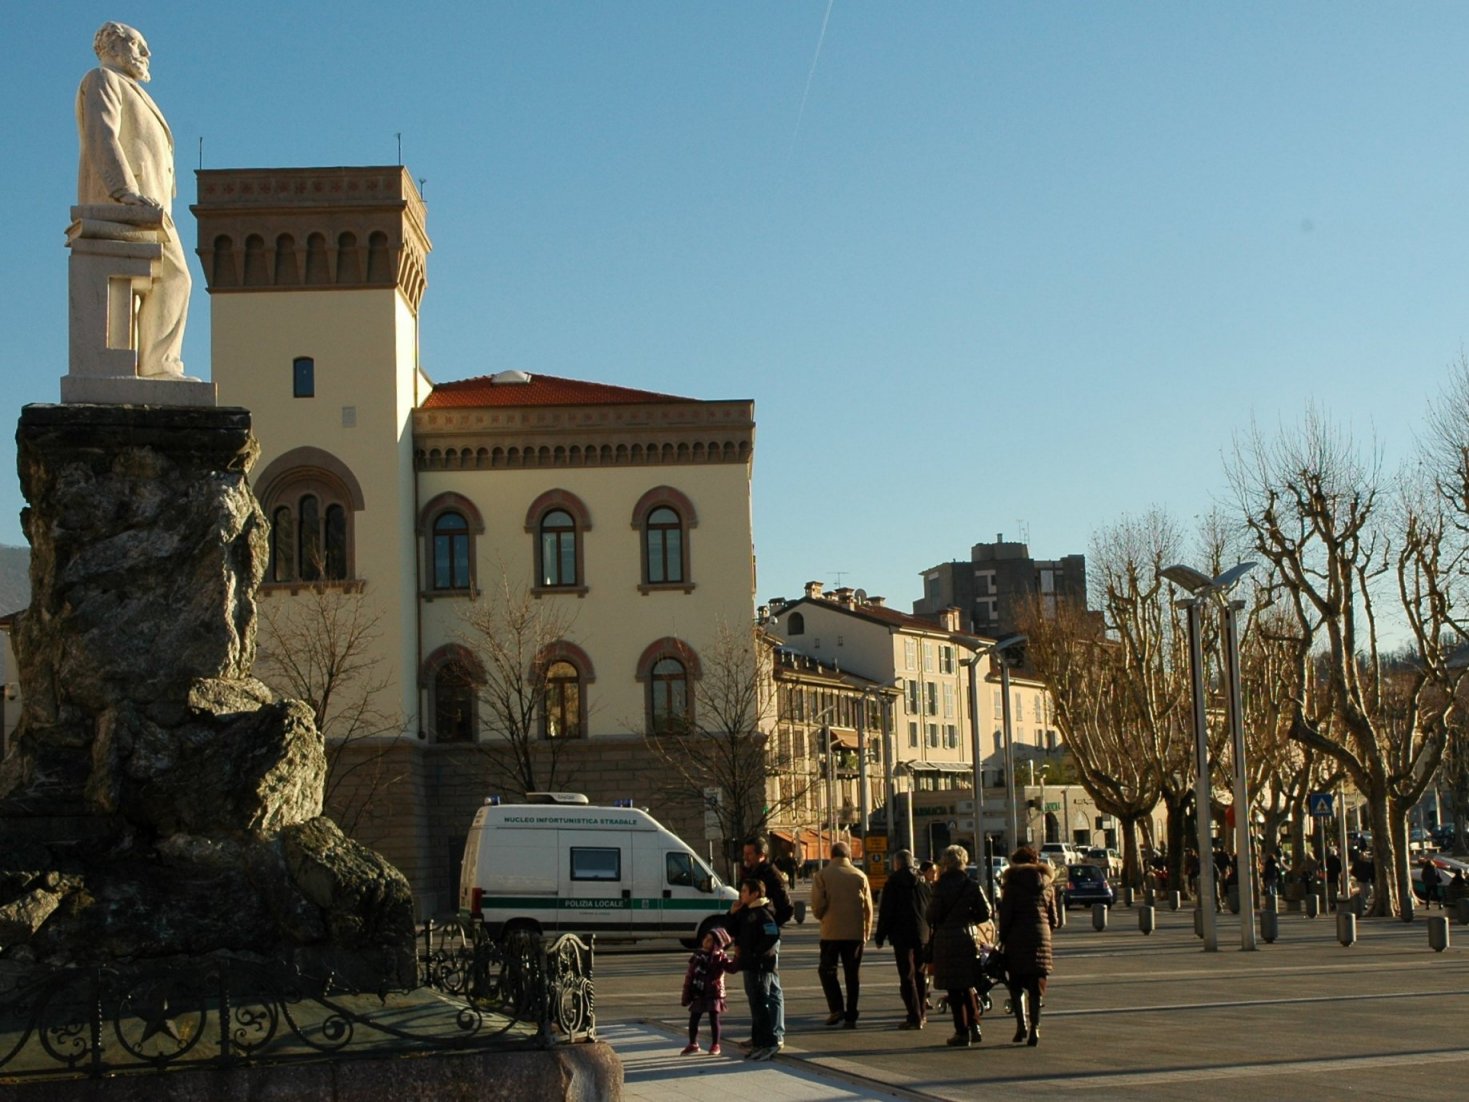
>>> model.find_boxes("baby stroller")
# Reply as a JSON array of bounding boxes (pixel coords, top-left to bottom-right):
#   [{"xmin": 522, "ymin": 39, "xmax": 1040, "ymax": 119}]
[{"xmin": 975, "ymin": 944, "xmax": 1006, "ymax": 1014}]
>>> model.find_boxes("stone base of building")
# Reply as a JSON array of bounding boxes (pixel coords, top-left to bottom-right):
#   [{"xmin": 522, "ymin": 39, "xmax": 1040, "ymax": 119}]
[{"xmin": 1, "ymin": 1043, "xmax": 623, "ymax": 1102}]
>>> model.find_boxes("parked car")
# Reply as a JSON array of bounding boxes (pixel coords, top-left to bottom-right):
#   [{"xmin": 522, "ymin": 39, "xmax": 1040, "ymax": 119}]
[
  {"xmin": 965, "ymin": 857, "xmax": 1009, "ymax": 899},
  {"xmin": 1040, "ymin": 842, "xmax": 1083, "ymax": 870},
  {"xmin": 1083, "ymin": 846, "xmax": 1123, "ymax": 877},
  {"xmin": 1432, "ymin": 825, "xmax": 1457, "ymax": 850},
  {"xmin": 1409, "ymin": 828, "xmax": 1433, "ymax": 853},
  {"xmin": 1063, "ymin": 863, "xmax": 1116, "ymax": 909}
]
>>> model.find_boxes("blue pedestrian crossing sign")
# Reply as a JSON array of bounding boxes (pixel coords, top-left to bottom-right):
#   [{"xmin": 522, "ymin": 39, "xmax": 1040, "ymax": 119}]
[{"xmin": 1308, "ymin": 792, "xmax": 1335, "ymax": 818}]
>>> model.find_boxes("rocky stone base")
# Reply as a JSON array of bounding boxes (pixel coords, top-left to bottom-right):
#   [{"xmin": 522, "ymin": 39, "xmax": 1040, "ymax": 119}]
[
  {"xmin": 0, "ymin": 405, "xmax": 414, "ymax": 989},
  {"xmin": 0, "ymin": 1043, "xmax": 623, "ymax": 1102}
]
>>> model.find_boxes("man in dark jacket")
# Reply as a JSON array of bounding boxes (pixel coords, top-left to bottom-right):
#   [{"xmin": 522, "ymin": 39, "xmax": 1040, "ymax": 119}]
[
  {"xmin": 728, "ymin": 877, "xmax": 782, "ymax": 1060},
  {"xmin": 738, "ymin": 837, "xmax": 791, "ymax": 1050},
  {"xmin": 873, "ymin": 848, "xmax": 931, "ymax": 1029}
]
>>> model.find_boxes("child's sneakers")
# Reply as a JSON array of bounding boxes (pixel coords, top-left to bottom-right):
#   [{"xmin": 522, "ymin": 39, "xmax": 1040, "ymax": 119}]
[
  {"xmin": 680, "ymin": 1043, "xmax": 700, "ymax": 1056},
  {"xmin": 708, "ymin": 1043, "xmax": 722, "ymax": 1056}
]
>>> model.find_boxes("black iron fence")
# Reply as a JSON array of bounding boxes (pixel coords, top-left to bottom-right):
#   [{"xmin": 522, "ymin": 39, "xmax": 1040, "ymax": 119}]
[{"xmin": 0, "ymin": 922, "xmax": 594, "ymax": 1081}]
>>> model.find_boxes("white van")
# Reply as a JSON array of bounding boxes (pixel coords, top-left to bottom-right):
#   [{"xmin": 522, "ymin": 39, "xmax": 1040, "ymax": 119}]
[{"xmin": 458, "ymin": 792, "xmax": 738, "ymax": 945}]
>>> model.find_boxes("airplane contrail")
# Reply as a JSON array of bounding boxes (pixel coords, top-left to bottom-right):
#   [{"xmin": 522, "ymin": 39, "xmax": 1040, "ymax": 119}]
[{"xmin": 789, "ymin": 0, "xmax": 835, "ymax": 162}]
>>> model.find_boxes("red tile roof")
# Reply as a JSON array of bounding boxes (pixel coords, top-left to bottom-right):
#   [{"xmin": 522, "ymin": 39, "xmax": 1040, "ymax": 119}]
[{"xmin": 423, "ymin": 372, "xmax": 695, "ymax": 410}]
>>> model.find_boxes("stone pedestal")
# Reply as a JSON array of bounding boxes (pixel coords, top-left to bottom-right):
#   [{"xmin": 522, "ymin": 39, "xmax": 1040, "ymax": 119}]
[
  {"xmin": 0, "ymin": 405, "xmax": 412, "ymax": 987},
  {"xmin": 63, "ymin": 207, "xmax": 215, "ymax": 407}
]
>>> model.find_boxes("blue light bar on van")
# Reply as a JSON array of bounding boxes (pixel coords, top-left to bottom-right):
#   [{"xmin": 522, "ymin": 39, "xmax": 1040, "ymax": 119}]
[
  {"xmin": 612, "ymin": 798, "xmax": 634, "ymax": 808},
  {"xmin": 485, "ymin": 795, "xmax": 502, "ymax": 806}
]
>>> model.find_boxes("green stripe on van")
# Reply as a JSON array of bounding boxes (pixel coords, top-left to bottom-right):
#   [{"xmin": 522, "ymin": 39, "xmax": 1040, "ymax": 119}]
[{"xmin": 479, "ymin": 895, "xmax": 727, "ymax": 912}]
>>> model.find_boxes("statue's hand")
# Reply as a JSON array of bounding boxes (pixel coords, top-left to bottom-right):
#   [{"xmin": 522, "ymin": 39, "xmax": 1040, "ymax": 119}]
[{"xmin": 113, "ymin": 191, "xmax": 163, "ymax": 212}]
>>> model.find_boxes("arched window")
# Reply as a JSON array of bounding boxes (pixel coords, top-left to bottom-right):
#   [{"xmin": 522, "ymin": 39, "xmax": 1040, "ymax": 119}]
[
  {"xmin": 649, "ymin": 658, "xmax": 688, "ymax": 735},
  {"xmin": 433, "ymin": 511, "xmax": 471, "ymax": 590},
  {"xmin": 423, "ymin": 645, "xmax": 483, "ymax": 743},
  {"xmin": 525, "ymin": 490, "xmax": 591, "ymax": 594},
  {"xmin": 637, "ymin": 637, "xmax": 700, "ymax": 735},
  {"xmin": 270, "ymin": 506, "xmax": 294, "ymax": 583},
  {"xmin": 293, "ymin": 356, "xmax": 314, "ymax": 398},
  {"xmin": 786, "ymin": 612, "xmax": 805, "ymax": 636},
  {"xmin": 434, "ymin": 663, "xmax": 478, "ymax": 743},
  {"xmin": 298, "ymin": 494, "xmax": 322, "ymax": 581},
  {"xmin": 256, "ymin": 448, "xmax": 365, "ymax": 586},
  {"xmin": 644, "ymin": 506, "xmax": 684, "ymax": 584},
  {"xmin": 631, "ymin": 486, "xmax": 697, "ymax": 591},
  {"xmin": 539, "ymin": 509, "xmax": 578, "ymax": 588},
  {"xmin": 542, "ymin": 660, "xmax": 583, "ymax": 739}
]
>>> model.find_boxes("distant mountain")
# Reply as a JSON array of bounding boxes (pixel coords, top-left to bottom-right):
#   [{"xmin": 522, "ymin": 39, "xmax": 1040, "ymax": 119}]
[{"xmin": 0, "ymin": 545, "xmax": 29, "ymax": 616}]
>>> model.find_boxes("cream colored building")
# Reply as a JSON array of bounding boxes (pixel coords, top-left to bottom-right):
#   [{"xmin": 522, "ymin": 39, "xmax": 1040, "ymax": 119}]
[
  {"xmin": 763, "ymin": 584, "xmax": 1085, "ymax": 861},
  {"xmin": 193, "ymin": 166, "xmax": 756, "ymax": 913}
]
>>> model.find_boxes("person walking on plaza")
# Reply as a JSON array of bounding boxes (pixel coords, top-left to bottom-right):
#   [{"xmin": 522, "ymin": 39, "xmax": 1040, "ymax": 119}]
[
  {"xmin": 998, "ymin": 845, "xmax": 1060, "ymax": 1047},
  {"xmin": 811, "ymin": 841, "xmax": 874, "ymax": 1028},
  {"xmin": 1421, "ymin": 856, "xmax": 1443, "ymax": 910},
  {"xmin": 680, "ymin": 925, "xmax": 733, "ymax": 1055},
  {"xmin": 874, "ymin": 848, "xmax": 932, "ymax": 1030},
  {"xmin": 925, "ymin": 844, "xmax": 990, "ymax": 1048},
  {"xmin": 1261, "ymin": 850, "xmax": 1282, "ymax": 902},
  {"xmin": 728, "ymin": 877, "xmax": 783, "ymax": 1061},
  {"xmin": 737, "ymin": 837, "xmax": 793, "ymax": 1052}
]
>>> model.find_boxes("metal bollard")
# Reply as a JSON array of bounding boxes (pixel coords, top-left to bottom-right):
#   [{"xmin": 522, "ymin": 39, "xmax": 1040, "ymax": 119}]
[
  {"xmin": 1455, "ymin": 897, "xmax": 1469, "ymax": 926},
  {"xmin": 1055, "ymin": 899, "xmax": 1067, "ymax": 928},
  {"xmin": 1139, "ymin": 905, "xmax": 1155, "ymax": 935},
  {"xmin": 1193, "ymin": 907, "xmax": 1204, "ymax": 938},
  {"xmin": 1226, "ymin": 885, "xmax": 1240, "ymax": 915},
  {"xmin": 1093, "ymin": 903, "xmax": 1108, "ymax": 931},
  {"xmin": 1144, "ymin": 885, "xmax": 1156, "ymax": 908},
  {"xmin": 1123, "ymin": 887, "xmax": 1135, "ymax": 908},
  {"xmin": 1261, "ymin": 908, "xmax": 1279, "ymax": 943},
  {"xmin": 1349, "ymin": 892, "xmax": 1366, "ymax": 918},
  {"xmin": 1169, "ymin": 891, "xmax": 1181, "ymax": 912},
  {"xmin": 1304, "ymin": 893, "xmax": 1320, "ymax": 918},
  {"xmin": 1337, "ymin": 911, "xmax": 1357, "ymax": 947},
  {"xmin": 1428, "ymin": 915, "xmax": 1450, "ymax": 952}
]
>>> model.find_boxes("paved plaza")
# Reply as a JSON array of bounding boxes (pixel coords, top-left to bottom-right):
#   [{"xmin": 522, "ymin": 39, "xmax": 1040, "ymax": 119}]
[{"xmin": 597, "ymin": 901, "xmax": 1469, "ymax": 1101}]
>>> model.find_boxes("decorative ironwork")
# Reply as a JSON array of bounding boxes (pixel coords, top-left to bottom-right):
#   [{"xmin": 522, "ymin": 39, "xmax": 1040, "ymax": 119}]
[
  {"xmin": 0, "ymin": 922, "xmax": 594, "ymax": 1082},
  {"xmin": 417, "ymin": 919, "xmax": 596, "ymax": 1044}
]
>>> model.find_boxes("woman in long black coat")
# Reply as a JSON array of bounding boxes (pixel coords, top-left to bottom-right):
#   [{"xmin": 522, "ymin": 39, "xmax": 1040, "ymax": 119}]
[
  {"xmin": 924, "ymin": 844, "xmax": 991, "ymax": 1047},
  {"xmin": 997, "ymin": 846, "xmax": 1060, "ymax": 1046}
]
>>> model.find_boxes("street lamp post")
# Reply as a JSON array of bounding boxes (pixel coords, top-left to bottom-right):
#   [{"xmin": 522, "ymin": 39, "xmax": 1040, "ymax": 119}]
[
  {"xmin": 1162, "ymin": 561, "xmax": 1258, "ymax": 954},
  {"xmin": 964, "ymin": 655, "xmax": 992, "ymax": 899},
  {"xmin": 971, "ymin": 634, "xmax": 1027, "ymax": 860}
]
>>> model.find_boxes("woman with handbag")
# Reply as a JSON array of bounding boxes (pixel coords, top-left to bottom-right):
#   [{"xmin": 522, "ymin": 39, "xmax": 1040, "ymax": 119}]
[
  {"xmin": 997, "ymin": 845, "xmax": 1061, "ymax": 1046},
  {"xmin": 924, "ymin": 844, "xmax": 991, "ymax": 1047}
]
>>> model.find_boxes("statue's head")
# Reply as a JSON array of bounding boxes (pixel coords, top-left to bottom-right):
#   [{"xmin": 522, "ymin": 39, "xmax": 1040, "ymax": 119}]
[{"xmin": 93, "ymin": 22, "xmax": 150, "ymax": 83}]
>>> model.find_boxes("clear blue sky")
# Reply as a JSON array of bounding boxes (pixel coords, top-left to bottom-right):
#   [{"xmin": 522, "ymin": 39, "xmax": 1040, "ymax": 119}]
[{"xmin": 7, "ymin": 3, "xmax": 1466, "ymax": 611}]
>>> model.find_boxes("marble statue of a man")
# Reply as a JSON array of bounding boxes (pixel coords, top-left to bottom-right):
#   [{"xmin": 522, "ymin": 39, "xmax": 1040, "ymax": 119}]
[{"xmin": 76, "ymin": 22, "xmax": 190, "ymax": 378}]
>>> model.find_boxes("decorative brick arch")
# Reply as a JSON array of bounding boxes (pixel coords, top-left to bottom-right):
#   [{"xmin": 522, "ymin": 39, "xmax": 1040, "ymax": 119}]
[
  {"xmin": 634, "ymin": 637, "xmax": 702, "ymax": 682},
  {"xmin": 522, "ymin": 488, "xmax": 592, "ymax": 532},
  {"xmin": 255, "ymin": 446, "xmax": 366, "ymax": 511},
  {"xmin": 419, "ymin": 491, "xmax": 485, "ymax": 534},
  {"xmin": 629, "ymin": 485, "xmax": 698, "ymax": 529},
  {"xmin": 420, "ymin": 642, "xmax": 484, "ymax": 687},
  {"xmin": 535, "ymin": 639, "xmax": 597, "ymax": 683}
]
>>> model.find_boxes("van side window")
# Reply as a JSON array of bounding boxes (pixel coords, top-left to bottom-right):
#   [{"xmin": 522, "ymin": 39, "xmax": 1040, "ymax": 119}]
[
  {"xmin": 570, "ymin": 847, "xmax": 621, "ymax": 881},
  {"xmin": 666, "ymin": 852, "xmax": 695, "ymax": 887}
]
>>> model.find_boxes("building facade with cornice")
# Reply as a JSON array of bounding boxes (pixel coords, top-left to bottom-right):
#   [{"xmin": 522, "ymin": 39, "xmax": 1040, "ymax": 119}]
[{"xmin": 193, "ymin": 166, "xmax": 756, "ymax": 914}]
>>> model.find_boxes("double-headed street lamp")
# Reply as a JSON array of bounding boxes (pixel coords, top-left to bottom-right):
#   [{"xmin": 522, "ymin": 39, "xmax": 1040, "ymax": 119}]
[
  {"xmin": 967, "ymin": 633, "xmax": 1027, "ymax": 887},
  {"xmin": 1161, "ymin": 561, "xmax": 1257, "ymax": 953}
]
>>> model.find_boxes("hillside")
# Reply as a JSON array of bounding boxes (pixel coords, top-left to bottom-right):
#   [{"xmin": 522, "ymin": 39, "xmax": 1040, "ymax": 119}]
[{"xmin": 0, "ymin": 545, "xmax": 29, "ymax": 616}]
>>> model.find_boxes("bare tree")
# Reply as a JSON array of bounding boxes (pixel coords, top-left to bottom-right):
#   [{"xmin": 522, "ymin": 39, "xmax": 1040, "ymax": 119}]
[
  {"xmin": 1230, "ymin": 408, "xmax": 1457, "ymax": 917},
  {"xmin": 642, "ymin": 623, "xmax": 813, "ymax": 868},
  {"xmin": 1020, "ymin": 597, "xmax": 1162, "ymax": 889},
  {"xmin": 457, "ymin": 573, "xmax": 579, "ymax": 797},
  {"xmin": 254, "ymin": 583, "xmax": 401, "ymax": 835},
  {"xmin": 1090, "ymin": 510, "xmax": 1219, "ymax": 893}
]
